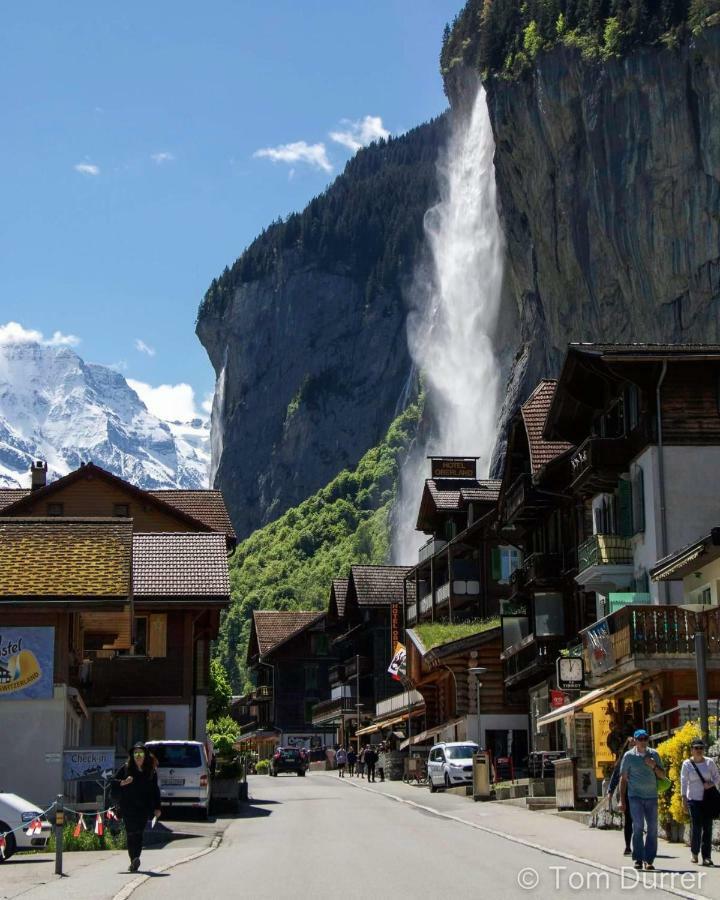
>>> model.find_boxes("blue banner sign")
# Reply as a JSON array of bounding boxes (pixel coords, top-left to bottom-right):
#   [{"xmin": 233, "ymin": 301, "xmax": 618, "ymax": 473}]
[
  {"xmin": 63, "ymin": 748, "xmax": 116, "ymax": 781},
  {"xmin": 0, "ymin": 627, "xmax": 55, "ymax": 700}
]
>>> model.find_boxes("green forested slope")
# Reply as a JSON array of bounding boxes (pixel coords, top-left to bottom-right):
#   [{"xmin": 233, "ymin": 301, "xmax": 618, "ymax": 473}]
[{"xmin": 215, "ymin": 398, "xmax": 423, "ymax": 691}]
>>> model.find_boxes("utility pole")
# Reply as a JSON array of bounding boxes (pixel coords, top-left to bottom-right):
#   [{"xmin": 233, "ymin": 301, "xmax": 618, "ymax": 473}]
[
  {"xmin": 695, "ymin": 629, "xmax": 710, "ymax": 742},
  {"xmin": 469, "ymin": 667, "xmax": 488, "ymax": 748},
  {"xmin": 356, "ymin": 653, "xmax": 361, "ymax": 752}
]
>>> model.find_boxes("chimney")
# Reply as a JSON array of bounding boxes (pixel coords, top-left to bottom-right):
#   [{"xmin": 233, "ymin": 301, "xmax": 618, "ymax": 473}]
[{"xmin": 30, "ymin": 460, "xmax": 47, "ymax": 491}]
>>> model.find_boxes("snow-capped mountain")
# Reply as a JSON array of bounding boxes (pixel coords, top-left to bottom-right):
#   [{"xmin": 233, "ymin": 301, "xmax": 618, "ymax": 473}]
[{"xmin": 0, "ymin": 340, "xmax": 210, "ymax": 489}]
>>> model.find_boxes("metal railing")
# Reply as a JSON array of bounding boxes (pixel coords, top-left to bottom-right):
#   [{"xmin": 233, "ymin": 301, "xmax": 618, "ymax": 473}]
[{"xmin": 578, "ymin": 534, "xmax": 632, "ymax": 571}]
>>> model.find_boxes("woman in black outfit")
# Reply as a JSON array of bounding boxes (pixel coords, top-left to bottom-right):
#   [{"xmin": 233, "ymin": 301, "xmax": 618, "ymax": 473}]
[{"xmin": 112, "ymin": 742, "xmax": 161, "ymax": 872}]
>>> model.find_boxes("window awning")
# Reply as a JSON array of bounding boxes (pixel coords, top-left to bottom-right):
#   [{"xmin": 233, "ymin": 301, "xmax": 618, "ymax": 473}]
[
  {"xmin": 356, "ymin": 707, "xmax": 424, "ymax": 737},
  {"xmin": 399, "ymin": 716, "xmax": 465, "ymax": 750},
  {"xmin": 536, "ymin": 673, "xmax": 644, "ymax": 729}
]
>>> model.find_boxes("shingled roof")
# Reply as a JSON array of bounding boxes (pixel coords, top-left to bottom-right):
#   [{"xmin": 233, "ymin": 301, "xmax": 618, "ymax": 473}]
[
  {"xmin": 330, "ymin": 578, "xmax": 349, "ymax": 618},
  {"xmin": 520, "ymin": 381, "xmax": 573, "ymax": 476},
  {"xmin": 252, "ymin": 610, "xmax": 324, "ymax": 656},
  {"xmin": 0, "ymin": 488, "xmax": 29, "ymax": 511},
  {"xmin": 0, "ymin": 518, "xmax": 132, "ymax": 597},
  {"xmin": 349, "ymin": 565, "xmax": 413, "ymax": 607},
  {"xmin": 132, "ymin": 532, "xmax": 230, "ymax": 597},
  {"xmin": 148, "ymin": 490, "xmax": 236, "ymax": 542}
]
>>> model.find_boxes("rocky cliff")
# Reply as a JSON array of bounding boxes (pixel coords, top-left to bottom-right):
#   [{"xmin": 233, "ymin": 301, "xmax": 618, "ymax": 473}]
[
  {"xmin": 197, "ymin": 120, "xmax": 444, "ymax": 538},
  {"xmin": 449, "ymin": 27, "xmax": 720, "ymax": 460}
]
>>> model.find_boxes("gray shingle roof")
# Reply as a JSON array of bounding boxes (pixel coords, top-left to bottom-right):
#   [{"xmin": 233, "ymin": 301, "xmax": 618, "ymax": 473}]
[
  {"xmin": 350, "ymin": 565, "xmax": 414, "ymax": 607},
  {"xmin": 253, "ymin": 610, "xmax": 324, "ymax": 655},
  {"xmin": 132, "ymin": 532, "xmax": 230, "ymax": 596}
]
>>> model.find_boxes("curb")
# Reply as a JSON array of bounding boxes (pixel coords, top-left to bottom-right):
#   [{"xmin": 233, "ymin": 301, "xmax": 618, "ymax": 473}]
[
  {"xmin": 112, "ymin": 834, "xmax": 223, "ymax": 900},
  {"xmin": 322, "ymin": 774, "xmax": 712, "ymax": 900}
]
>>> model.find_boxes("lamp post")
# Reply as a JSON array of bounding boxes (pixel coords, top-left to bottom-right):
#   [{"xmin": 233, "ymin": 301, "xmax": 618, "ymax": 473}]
[{"xmin": 469, "ymin": 667, "xmax": 488, "ymax": 748}]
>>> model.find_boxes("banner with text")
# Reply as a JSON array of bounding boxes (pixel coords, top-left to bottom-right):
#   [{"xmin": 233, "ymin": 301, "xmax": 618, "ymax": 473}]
[{"xmin": 0, "ymin": 627, "xmax": 54, "ymax": 700}]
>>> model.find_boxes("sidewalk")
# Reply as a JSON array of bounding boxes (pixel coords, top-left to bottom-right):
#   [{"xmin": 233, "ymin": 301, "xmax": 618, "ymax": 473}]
[
  {"xmin": 319, "ymin": 773, "xmax": 720, "ymax": 899},
  {"xmin": 1, "ymin": 823, "xmax": 225, "ymax": 900}
]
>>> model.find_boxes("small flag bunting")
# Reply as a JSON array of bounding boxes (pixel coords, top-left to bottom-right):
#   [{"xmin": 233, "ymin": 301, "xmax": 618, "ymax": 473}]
[
  {"xmin": 73, "ymin": 814, "xmax": 87, "ymax": 838},
  {"xmin": 94, "ymin": 813, "xmax": 103, "ymax": 837},
  {"xmin": 0, "ymin": 834, "xmax": 6, "ymax": 859},
  {"xmin": 25, "ymin": 818, "xmax": 42, "ymax": 837}
]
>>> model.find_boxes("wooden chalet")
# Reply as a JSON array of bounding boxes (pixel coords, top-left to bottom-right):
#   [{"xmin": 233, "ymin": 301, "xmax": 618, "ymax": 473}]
[{"xmin": 0, "ymin": 462, "xmax": 233, "ymax": 806}]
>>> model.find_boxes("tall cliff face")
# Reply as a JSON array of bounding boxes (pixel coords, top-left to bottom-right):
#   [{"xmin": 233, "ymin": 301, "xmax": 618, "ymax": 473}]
[
  {"xmin": 197, "ymin": 120, "xmax": 445, "ymax": 538},
  {"xmin": 449, "ymin": 27, "xmax": 720, "ymax": 451}
]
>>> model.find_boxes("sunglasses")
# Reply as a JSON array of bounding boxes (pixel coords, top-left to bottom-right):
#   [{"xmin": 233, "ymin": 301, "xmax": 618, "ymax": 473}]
[{"xmin": 133, "ymin": 750, "xmax": 146, "ymax": 756}]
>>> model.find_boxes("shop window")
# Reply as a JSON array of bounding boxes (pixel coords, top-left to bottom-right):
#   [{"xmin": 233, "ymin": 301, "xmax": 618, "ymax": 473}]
[
  {"xmin": 492, "ymin": 546, "xmax": 522, "ymax": 584},
  {"xmin": 534, "ymin": 593, "xmax": 565, "ymax": 636},
  {"xmin": 47, "ymin": 502, "xmax": 64, "ymax": 516}
]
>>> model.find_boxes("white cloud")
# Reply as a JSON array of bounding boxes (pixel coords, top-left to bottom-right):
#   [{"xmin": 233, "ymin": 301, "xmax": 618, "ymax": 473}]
[
  {"xmin": 254, "ymin": 141, "xmax": 332, "ymax": 173},
  {"xmin": 0, "ymin": 321, "xmax": 80, "ymax": 347},
  {"xmin": 151, "ymin": 152, "xmax": 175, "ymax": 165},
  {"xmin": 201, "ymin": 392, "xmax": 214, "ymax": 415},
  {"xmin": 74, "ymin": 163, "xmax": 100, "ymax": 176},
  {"xmin": 134, "ymin": 338, "xmax": 156, "ymax": 357},
  {"xmin": 127, "ymin": 379, "xmax": 205, "ymax": 423},
  {"xmin": 329, "ymin": 115, "xmax": 389, "ymax": 152}
]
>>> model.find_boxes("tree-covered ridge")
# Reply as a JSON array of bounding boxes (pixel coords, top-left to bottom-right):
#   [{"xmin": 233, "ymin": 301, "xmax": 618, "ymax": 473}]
[
  {"xmin": 199, "ymin": 118, "xmax": 447, "ymax": 321},
  {"xmin": 215, "ymin": 398, "xmax": 423, "ymax": 691},
  {"xmin": 441, "ymin": 0, "xmax": 720, "ymax": 80}
]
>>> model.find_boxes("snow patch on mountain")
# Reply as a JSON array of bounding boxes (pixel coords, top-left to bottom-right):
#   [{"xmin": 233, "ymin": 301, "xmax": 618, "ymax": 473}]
[{"xmin": 0, "ymin": 340, "xmax": 210, "ymax": 489}]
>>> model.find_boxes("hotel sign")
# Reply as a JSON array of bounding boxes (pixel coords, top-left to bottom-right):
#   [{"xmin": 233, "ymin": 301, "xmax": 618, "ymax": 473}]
[
  {"xmin": 0, "ymin": 627, "xmax": 54, "ymax": 700},
  {"xmin": 431, "ymin": 458, "xmax": 477, "ymax": 479}
]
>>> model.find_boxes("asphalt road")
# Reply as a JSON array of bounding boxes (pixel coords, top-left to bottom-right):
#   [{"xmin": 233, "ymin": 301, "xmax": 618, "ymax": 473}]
[{"xmin": 130, "ymin": 773, "xmax": 715, "ymax": 900}]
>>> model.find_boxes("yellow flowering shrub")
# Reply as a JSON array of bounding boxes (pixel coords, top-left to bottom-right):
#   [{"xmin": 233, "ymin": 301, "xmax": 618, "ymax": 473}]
[{"xmin": 656, "ymin": 721, "xmax": 702, "ymax": 825}]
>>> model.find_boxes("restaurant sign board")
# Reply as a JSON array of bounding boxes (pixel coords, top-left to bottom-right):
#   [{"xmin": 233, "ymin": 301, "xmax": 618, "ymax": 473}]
[{"xmin": 0, "ymin": 627, "xmax": 54, "ymax": 700}]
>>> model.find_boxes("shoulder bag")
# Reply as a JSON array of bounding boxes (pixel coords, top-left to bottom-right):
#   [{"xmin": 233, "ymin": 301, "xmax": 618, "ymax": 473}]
[{"xmin": 690, "ymin": 759, "xmax": 720, "ymax": 818}]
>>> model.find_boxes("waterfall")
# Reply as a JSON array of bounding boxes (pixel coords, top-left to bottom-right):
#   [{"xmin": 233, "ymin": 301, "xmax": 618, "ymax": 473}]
[
  {"xmin": 208, "ymin": 348, "xmax": 228, "ymax": 488},
  {"xmin": 392, "ymin": 85, "xmax": 505, "ymax": 564}
]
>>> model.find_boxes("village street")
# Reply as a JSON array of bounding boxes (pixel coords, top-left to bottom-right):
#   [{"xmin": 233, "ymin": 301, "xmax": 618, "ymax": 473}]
[{"xmin": 129, "ymin": 774, "xmax": 715, "ymax": 900}]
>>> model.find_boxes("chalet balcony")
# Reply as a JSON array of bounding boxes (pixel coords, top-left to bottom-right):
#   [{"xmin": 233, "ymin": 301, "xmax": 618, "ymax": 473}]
[
  {"xmin": 503, "ymin": 473, "xmax": 554, "ymax": 524},
  {"xmin": 419, "ymin": 593, "xmax": 433, "ymax": 617},
  {"xmin": 328, "ymin": 664, "xmax": 345, "ymax": 686},
  {"xmin": 407, "ymin": 603, "xmax": 417, "ymax": 625},
  {"xmin": 513, "ymin": 552, "xmax": 563, "ymax": 588},
  {"xmin": 501, "ymin": 634, "xmax": 566, "ymax": 688},
  {"xmin": 581, "ymin": 605, "xmax": 720, "ymax": 687},
  {"xmin": 575, "ymin": 534, "xmax": 633, "ymax": 591},
  {"xmin": 311, "ymin": 695, "xmax": 363, "ymax": 725},
  {"xmin": 345, "ymin": 655, "xmax": 372, "ymax": 678},
  {"xmin": 570, "ymin": 436, "xmax": 632, "ymax": 494},
  {"xmin": 70, "ymin": 656, "xmax": 184, "ymax": 706},
  {"xmin": 418, "ymin": 537, "xmax": 448, "ymax": 564}
]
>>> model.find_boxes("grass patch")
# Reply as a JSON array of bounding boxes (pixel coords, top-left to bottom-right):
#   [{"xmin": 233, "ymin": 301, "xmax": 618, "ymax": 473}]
[
  {"xmin": 47, "ymin": 822, "xmax": 127, "ymax": 852},
  {"xmin": 413, "ymin": 617, "xmax": 500, "ymax": 651}
]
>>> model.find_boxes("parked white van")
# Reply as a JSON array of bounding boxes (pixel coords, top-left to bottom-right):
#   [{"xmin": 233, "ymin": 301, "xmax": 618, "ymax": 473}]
[
  {"xmin": 0, "ymin": 793, "xmax": 52, "ymax": 861},
  {"xmin": 145, "ymin": 741, "xmax": 211, "ymax": 819}
]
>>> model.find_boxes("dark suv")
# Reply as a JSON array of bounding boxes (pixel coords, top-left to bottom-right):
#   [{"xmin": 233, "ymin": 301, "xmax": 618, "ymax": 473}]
[{"xmin": 270, "ymin": 747, "xmax": 308, "ymax": 776}]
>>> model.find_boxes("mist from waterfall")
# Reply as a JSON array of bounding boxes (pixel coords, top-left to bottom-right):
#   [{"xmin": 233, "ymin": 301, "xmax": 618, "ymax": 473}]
[{"xmin": 392, "ymin": 85, "xmax": 505, "ymax": 564}]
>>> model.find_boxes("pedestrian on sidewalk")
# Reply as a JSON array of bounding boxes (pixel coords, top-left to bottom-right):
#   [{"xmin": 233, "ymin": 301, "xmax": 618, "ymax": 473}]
[
  {"xmin": 357, "ymin": 746, "xmax": 366, "ymax": 779},
  {"xmin": 365, "ymin": 745, "xmax": 377, "ymax": 783},
  {"xmin": 619, "ymin": 729, "xmax": 666, "ymax": 872},
  {"xmin": 336, "ymin": 746, "xmax": 348, "ymax": 777},
  {"xmin": 111, "ymin": 742, "xmax": 161, "ymax": 873},
  {"xmin": 347, "ymin": 748, "xmax": 357, "ymax": 777},
  {"xmin": 608, "ymin": 737, "xmax": 634, "ymax": 857},
  {"xmin": 681, "ymin": 738, "xmax": 720, "ymax": 866}
]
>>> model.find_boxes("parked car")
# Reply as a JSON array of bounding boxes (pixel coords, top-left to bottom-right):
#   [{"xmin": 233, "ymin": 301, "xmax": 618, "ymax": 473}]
[
  {"xmin": 427, "ymin": 742, "xmax": 478, "ymax": 792},
  {"xmin": 269, "ymin": 747, "xmax": 308, "ymax": 776},
  {"xmin": 0, "ymin": 793, "xmax": 52, "ymax": 862},
  {"xmin": 145, "ymin": 740, "xmax": 211, "ymax": 819}
]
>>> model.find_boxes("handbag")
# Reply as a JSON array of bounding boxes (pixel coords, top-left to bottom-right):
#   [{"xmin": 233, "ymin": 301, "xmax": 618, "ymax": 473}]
[{"xmin": 690, "ymin": 759, "xmax": 720, "ymax": 818}]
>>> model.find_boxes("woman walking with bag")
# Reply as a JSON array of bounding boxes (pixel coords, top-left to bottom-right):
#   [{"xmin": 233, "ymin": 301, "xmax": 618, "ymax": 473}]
[
  {"xmin": 681, "ymin": 738, "xmax": 720, "ymax": 866},
  {"xmin": 111, "ymin": 742, "xmax": 162, "ymax": 872}
]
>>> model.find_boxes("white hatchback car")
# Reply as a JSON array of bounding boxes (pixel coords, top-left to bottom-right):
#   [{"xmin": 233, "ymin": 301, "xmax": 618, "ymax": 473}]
[
  {"xmin": 0, "ymin": 793, "xmax": 52, "ymax": 862},
  {"xmin": 145, "ymin": 740, "xmax": 211, "ymax": 819},
  {"xmin": 427, "ymin": 742, "xmax": 478, "ymax": 792}
]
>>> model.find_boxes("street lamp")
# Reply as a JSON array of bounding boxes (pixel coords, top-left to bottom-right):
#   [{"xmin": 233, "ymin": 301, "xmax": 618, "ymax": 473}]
[{"xmin": 469, "ymin": 667, "xmax": 488, "ymax": 748}]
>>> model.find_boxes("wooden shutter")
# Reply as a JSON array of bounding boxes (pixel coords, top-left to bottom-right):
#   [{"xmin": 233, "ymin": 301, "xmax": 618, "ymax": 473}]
[
  {"xmin": 618, "ymin": 479, "xmax": 633, "ymax": 538},
  {"xmin": 147, "ymin": 711, "xmax": 166, "ymax": 740},
  {"xmin": 490, "ymin": 547, "xmax": 501, "ymax": 581},
  {"xmin": 92, "ymin": 711, "xmax": 113, "ymax": 745},
  {"xmin": 148, "ymin": 614, "xmax": 167, "ymax": 658}
]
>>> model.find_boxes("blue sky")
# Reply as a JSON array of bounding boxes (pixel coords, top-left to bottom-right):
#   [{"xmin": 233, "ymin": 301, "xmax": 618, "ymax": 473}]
[{"xmin": 0, "ymin": 1, "xmax": 459, "ymax": 421}]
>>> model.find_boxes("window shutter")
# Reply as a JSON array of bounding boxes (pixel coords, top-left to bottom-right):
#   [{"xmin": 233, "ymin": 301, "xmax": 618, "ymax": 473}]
[
  {"xmin": 147, "ymin": 711, "xmax": 165, "ymax": 741},
  {"xmin": 618, "ymin": 478, "xmax": 633, "ymax": 538},
  {"xmin": 491, "ymin": 548, "xmax": 501, "ymax": 581},
  {"xmin": 148, "ymin": 614, "xmax": 167, "ymax": 658},
  {"xmin": 632, "ymin": 466, "xmax": 645, "ymax": 534}
]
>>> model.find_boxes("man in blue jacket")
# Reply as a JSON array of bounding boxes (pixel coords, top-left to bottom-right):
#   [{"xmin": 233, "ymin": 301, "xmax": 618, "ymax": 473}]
[{"xmin": 619, "ymin": 729, "xmax": 666, "ymax": 871}]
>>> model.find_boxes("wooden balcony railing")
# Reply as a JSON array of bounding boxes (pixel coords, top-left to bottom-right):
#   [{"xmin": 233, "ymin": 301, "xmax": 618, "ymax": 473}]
[
  {"xmin": 516, "ymin": 552, "xmax": 563, "ymax": 585},
  {"xmin": 345, "ymin": 655, "xmax": 372, "ymax": 678},
  {"xmin": 581, "ymin": 606, "xmax": 720, "ymax": 679},
  {"xmin": 501, "ymin": 634, "xmax": 566, "ymax": 686},
  {"xmin": 407, "ymin": 604, "xmax": 417, "ymax": 625},
  {"xmin": 311, "ymin": 695, "xmax": 366, "ymax": 725},
  {"xmin": 328, "ymin": 664, "xmax": 345, "ymax": 685},
  {"xmin": 418, "ymin": 537, "xmax": 448, "ymax": 564},
  {"xmin": 570, "ymin": 436, "xmax": 632, "ymax": 492},
  {"xmin": 504, "ymin": 473, "xmax": 531, "ymax": 522}
]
